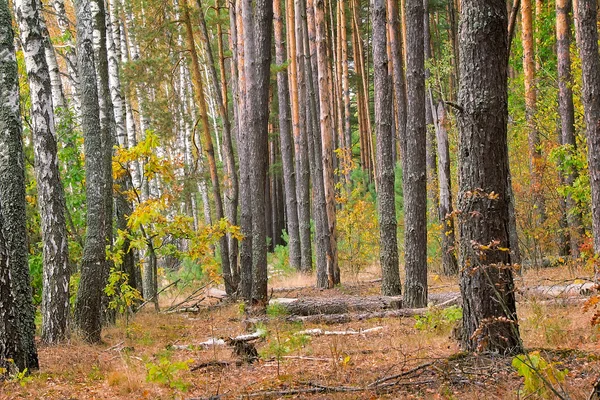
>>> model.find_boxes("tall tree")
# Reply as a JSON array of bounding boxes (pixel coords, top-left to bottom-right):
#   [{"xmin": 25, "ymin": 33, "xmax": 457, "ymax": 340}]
[
  {"xmin": 457, "ymin": 0, "xmax": 522, "ymax": 354},
  {"xmin": 274, "ymin": 0, "xmax": 302, "ymax": 271},
  {"xmin": 436, "ymin": 102, "xmax": 458, "ymax": 275},
  {"xmin": 557, "ymin": 0, "xmax": 582, "ymax": 258},
  {"xmin": 290, "ymin": 0, "xmax": 313, "ymax": 273},
  {"xmin": 0, "ymin": 0, "xmax": 39, "ymax": 369},
  {"xmin": 242, "ymin": 0, "xmax": 273, "ymax": 304},
  {"xmin": 196, "ymin": 0, "xmax": 240, "ymax": 280},
  {"xmin": 387, "ymin": 0, "xmax": 407, "ymax": 163},
  {"xmin": 15, "ymin": 0, "xmax": 71, "ymax": 343},
  {"xmin": 403, "ymin": 0, "xmax": 428, "ymax": 308},
  {"xmin": 373, "ymin": 0, "xmax": 401, "ymax": 296},
  {"xmin": 314, "ymin": 0, "xmax": 339, "ymax": 286},
  {"xmin": 521, "ymin": 0, "xmax": 545, "ymax": 226},
  {"xmin": 575, "ymin": 0, "xmax": 600, "ymax": 258},
  {"xmin": 181, "ymin": 0, "xmax": 233, "ymax": 294},
  {"xmin": 74, "ymin": 0, "xmax": 107, "ymax": 343}
]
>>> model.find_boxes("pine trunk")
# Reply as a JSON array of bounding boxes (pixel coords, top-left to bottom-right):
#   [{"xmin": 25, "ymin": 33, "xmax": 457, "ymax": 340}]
[
  {"xmin": 403, "ymin": 0, "xmax": 428, "ymax": 308},
  {"xmin": 373, "ymin": 0, "xmax": 401, "ymax": 296},
  {"xmin": 457, "ymin": 0, "xmax": 521, "ymax": 354},
  {"xmin": 575, "ymin": 0, "xmax": 600, "ymax": 258},
  {"xmin": 557, "ymin": 0, "xmax": 582, "ymax": 258},
  {"xmin": 274, "ymin": 0, "xmax": 302, "ymax": 270}
]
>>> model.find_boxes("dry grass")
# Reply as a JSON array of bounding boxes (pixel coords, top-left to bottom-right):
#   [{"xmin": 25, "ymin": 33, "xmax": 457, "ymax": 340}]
[{"xmin": 2, "ymin": 265, "xmax": 600, "ymax": 399}]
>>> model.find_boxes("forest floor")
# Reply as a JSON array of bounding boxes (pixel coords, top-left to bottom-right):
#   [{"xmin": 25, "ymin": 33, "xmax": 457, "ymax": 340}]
[{"xmin": 3, "ymin": 265, "xmax": 600, "ymax": 399}]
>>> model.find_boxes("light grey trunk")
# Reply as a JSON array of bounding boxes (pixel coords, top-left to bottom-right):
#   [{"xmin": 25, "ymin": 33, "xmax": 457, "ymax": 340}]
[
  {"xmin": 16, "ymin": 0, "xmax": 71, "ymax": 343},
  {"xmin": 52, "ymin": 0, "xmax": 80, "ymax": 114},
  {"xmin": 0, "ymin": 0, "xmax": 39, "ymax": 369}
]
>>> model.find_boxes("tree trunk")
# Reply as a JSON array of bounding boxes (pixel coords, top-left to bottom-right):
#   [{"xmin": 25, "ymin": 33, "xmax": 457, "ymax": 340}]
[
  {"xmin": 314, "ymin": 0, "xmax": 339, "ymax": 286},
  {"xmin": 387, "ymin": 0, "xmax": 407, "ymax": 165},
  {"xmin": 301, "ymin": 0, "xmax": 332, "ymax": 289},
  {"xmin": 74, "ymin": 0, "xmax": 107, "ymax": 343},
  {"xmin": 339, "ymin": 1, "xmax": 352, "ymax": 171},
  {"xmin": 521, "ymin": 0, "xmax": 545, "ymax": 228},
  {"xmin": 557, "ymin": 0, "xmax": 582, "ymax": 259},
  {"xmin": 290, "ymin": 0, "xmax": 313, "ymax": 273},
  {"xmin": 15, "ymin": 0, "xmax": 71, "ymax": 344},
  {"xmin": 242, "ymin": 0, "xmax": 273, "ymax": 304},
  {"xmin": 457, "ymin": 0, "xmax": 522, "ymax": 354},
  {"xmin": 274, "ymin": 0, "xmax": 301, "ymax": 270},
  {"xmin": 181, "ymin": 0, "xmax": 233, "ymax": 294},
  {"xmin": 435, "ymin": 102, "xmax": 458, "ymax": 275},
  {"xmin": 575, "ymin": 0, "xmax": 600, "ymax": 259},
  {"xmin": 423, "ymin": 0, "xmax": 437, "ymax": 209},
  {"xmin": 196, "ymin": 0, "xmax": 239, "ymax": 281},
  {"xmin": 0, "ymin": 0, "xmax": 39, "ymax": 369},
  {"xmin": 403, "ymin": 0, "xmax": 428, "ymax": 308},
  {"xmin": 373, "ymin": 0, "xmax": 401, "ymax": 296}
]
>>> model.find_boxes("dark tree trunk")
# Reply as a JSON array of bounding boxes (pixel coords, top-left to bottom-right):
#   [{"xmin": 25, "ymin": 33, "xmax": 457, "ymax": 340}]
[
  {"xmin": 557, "ymin": 0, "xmax": 582, "ymax": 258},
  {"xmin": 373, "ymin": 0, "xmax": 401, "ymax": 296},
  {"xmin": 457, "ymin": 0, "xmax": 522, "ymax": 354},
  {"xmin": 0, "ymin": 0, "xmax": 39, "ymax": 369},
  {"xmin": 576, "ymin": 0, "xmax": 600, "ymax": 257},
  {"xmin": 403, "ymin": 0, "xmax": 428, "ymax": 308},
  {"xmin": 15, "ymin": 0, "xmax": 71, "ymax": 343},
  {"xmin": 242, "ymin": 0, "xmax": 273, "ymax": 304},
  {"xmin": 74, "ymin": 0, "xmax": 107, "ymax": 343}
]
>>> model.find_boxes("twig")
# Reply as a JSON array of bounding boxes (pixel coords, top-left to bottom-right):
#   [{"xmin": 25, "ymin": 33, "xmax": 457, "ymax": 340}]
[
  {"xmin": 368, "ymin": 361, "xmax": 434, "ymax": 387},
  {"xmin": 135, "ymin": 279, "xmax": 181, "ymax": 312}
]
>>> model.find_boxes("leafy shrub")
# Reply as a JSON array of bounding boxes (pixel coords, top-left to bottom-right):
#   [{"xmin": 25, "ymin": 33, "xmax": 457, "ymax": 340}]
[
  {"xmin": 145, "ymin": 357, "xmax": 192, "ymax": 391},
  {"xmin": 512, "ymin": 351, "xmax": 569, "ymax": 399},
  {"xmin": 414, "ymin": 306, "xmax": 462, "ymax": 334}
]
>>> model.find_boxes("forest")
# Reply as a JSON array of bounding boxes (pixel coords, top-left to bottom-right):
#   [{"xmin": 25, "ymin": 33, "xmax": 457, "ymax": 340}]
[{"xmin": 3, "ymin": 0, "xmax": 600, "ymax": 398}]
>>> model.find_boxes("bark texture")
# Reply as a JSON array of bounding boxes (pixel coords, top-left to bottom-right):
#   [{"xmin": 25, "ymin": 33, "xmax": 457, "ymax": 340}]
[
  {"xmin": 576, "ymin": 0, "xmax": 600, "ymax": 257},
  {"xmin": 457, "ymin": 0, "xmax": 522, "ymax": 354},
  {"xmin": 15, "ymin": 0, "xmax": 71, "ymax": 343},
  {"xmin": 242, "ymin": 0, "xmax": 273, "ymax": 304},
  {"xmin": 74, "ymin": 0, "xmax": 107, "ymax": 343},
  {"xmin": 274, "ymin": 0, "xmax": 301, "ymax": 271},
  {"xmin": 403, "ymin": 0, "xmax": 428, "ymax": 308},
  {"xmin": 373, "ymin": 0, "xmax": 401, "ymax": 296},
  {"xmin": 557, "ymin": 0, "xmax": 582, "ymax": 258},
  {"xmin": 0, "ymin": 0, "xmax": 38, "ymax": 369}
]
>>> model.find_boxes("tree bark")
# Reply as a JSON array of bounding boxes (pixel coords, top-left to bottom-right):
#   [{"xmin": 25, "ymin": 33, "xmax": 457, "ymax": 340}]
[
  {"xmin": 242, "ymin": 0, "xmax": 273, "ymax": 304},
  {"xmin": 575, "ymin": 0, "xmax": 600, "ymax": 258},
  {"xmin": 521, "ymin": 0, "xmax": 545, "ymax": 227},
  {"xmin": 314, "ymin": 0, "xmax": 339, "ymax": 286},
  {"xmin": 74, "ymin": 0, "xmax": 107, "ymax": 343},
  {"xmin": 15, "ymin": 0, "xmax": 71, "ymax": 343},
  {"xmin": 291, "ymin": 0, "xmax": 313, "ymax": 273},
  {"xmin": 0, "ymin": 0, "xmax": 39, "ymax": 369},
  {"xmin": 196, "ymin": 0, "xmax": 239, "ymax": 281},
  {"xmin": 557, "ymin": 0, "xmax": 582, "ymax": 259},
  {"xmin": 387, "ymin": 0, "xmax": 407, "ymax": 165},
  {"xmin": 457, "ymin": 0, "xmax": 522, "ymax": 354},
  {"xmin": 274, "ymin": 0, "xmax": 301, "ymax": 270},
  {"xmin": 181, "ymin": 0, "xmax": 233, "ymax": 294},
  {"xmin": 373, "ymin": 0, "xmax": 401, "ymax": 296},
  {"xmin": 403, "ymin": 0, "xmax": 428, "ymax": 308},
  {"xmin": 435, "ymin": 102, "xmax": 458, "ymax": 275}
]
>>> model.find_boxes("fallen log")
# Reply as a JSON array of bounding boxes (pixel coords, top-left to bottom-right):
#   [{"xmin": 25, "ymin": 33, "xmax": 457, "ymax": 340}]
[
  {"xmin": 285, "ymin": 308, "xmax": 428, "ymax": 325},
  {"xmin": 271, "ymin": 293, "xmax": 459, "ymax": 316},
  {"xmin": 518, "ymin": 282, "xmax": 596, "ymax": 299},
  {"xmin": 295, "ymin": 326, "xmax": 385, "ymax": 336}
]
